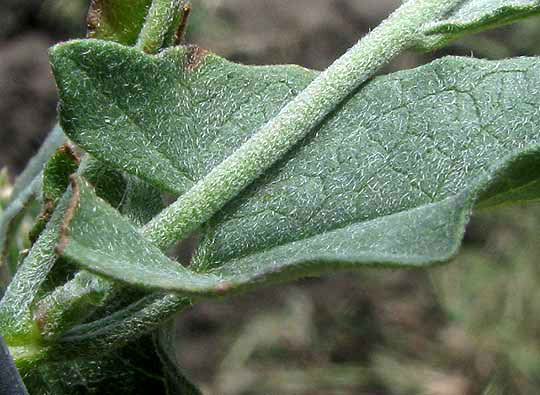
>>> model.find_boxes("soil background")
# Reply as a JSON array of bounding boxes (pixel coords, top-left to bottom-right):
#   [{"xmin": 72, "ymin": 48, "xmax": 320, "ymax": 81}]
[{"xmin": 2, "ymin": 1, "xmax": 540, "ymax": 394}]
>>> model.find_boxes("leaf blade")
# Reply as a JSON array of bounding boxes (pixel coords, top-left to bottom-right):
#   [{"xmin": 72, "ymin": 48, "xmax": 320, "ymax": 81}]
[
  {"xmin": 59, "ymin": 175, "xmax": 475, "ymax": 294},
  {"xmin": 420, "ymin": 0, "xmax": 540, "ymax": 49},
  {"xmin": 51, "ymin": 40, "xmax": 540, "ymax": 292}
]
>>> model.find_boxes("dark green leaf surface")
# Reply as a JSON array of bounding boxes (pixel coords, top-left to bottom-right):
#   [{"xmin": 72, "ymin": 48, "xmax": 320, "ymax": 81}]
[
  {"xmin": 421, "ymin": 0, "xmax": 540, "ymax": 48},
  {"xmin": 52, "ymin": 40, "xmax": 540, "ymax": 293}
]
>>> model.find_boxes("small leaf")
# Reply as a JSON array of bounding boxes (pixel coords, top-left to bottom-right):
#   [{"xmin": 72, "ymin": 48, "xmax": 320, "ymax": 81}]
[
  {"xmin": 33, "ymin": 271, "xmax": 112, "ymax": 340},
  {"xmin": 58, "ymin": 292, "xmax": 190, "ymax": 356},
  {"xmin": 42, "ymin": 144, "xmax": 81, "ymax": 204},
  {"xmin": 0, "ymin": 184, "xmax": 75, "ymax": 346},
  {"xmin": 86, "ymin": 0, "xmax": 152, "ymax": 45},
  {"xmin": 419, "ymin": 0, "xmax": 540, "ymax": 49}
]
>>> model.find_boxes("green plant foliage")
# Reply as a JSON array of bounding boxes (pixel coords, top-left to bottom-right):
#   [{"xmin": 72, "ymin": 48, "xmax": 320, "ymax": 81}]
[
  {"xmin": 29, "ymin": 144, "xmax": 80, "ymax": 244},
  {"xmin": 50, "ymin": 40, "xmax": 540, "ymax": 290},
  {"xmin": 9, "ymin": 126, "xmax": 66, "ymax": 203},
  {"xmin": 421, "ymin": 0, "xmax": 540, "ymax": 48},
  {"xmin": 41, "ymin": 146, "xmax": 80, "ymax": 204},
  {"xmin": 58, "ymin": 175, "xmax": 473, "ymax": 293},
  {"xmin": 428, "ymin": 0, "xmax": 540, "ymax": 35},
  {"xmin": 0, "ymin": 186, "xmax": 76, "ymax": 348},
  {"xmin": 4, "ymin": 0, "xmax": 540, "ymax": 393}
]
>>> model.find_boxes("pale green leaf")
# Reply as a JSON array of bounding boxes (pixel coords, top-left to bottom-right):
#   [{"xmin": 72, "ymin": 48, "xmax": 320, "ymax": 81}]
[
  {"xmin": 420, "ymin": 0, "xmax": 540, "ymax": 49},
  {"xmin": 9, "ymin": 125, "xmax": 65, "ymax": 202},
  {"xmin": 0, "ymin": 185, "xmax": 75, "ymax": 346}
]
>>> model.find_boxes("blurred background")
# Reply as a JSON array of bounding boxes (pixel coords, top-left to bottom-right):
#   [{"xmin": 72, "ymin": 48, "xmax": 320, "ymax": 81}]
[{"xmin": 1, "ymin": 1, "xmax": 540, "ymax": 394}]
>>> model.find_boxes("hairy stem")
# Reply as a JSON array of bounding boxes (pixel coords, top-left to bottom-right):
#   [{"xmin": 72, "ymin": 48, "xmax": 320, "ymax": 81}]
[
  {"xmin": 136, "ymin": 0, "xmax": 183, "ymax": 54},
  {"xmin": 143, "ymin": 0, "xmax": 461, "ymax": 250}
]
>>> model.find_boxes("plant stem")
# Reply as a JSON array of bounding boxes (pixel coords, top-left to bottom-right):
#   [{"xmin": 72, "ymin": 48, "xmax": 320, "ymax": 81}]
[
  {"xmin": 136, "ymin": 0, "xmax": 183, "ymax": 54},
  {"xmin": 142, "ymin": 0, "xmax": 461, "ymax": 250}
]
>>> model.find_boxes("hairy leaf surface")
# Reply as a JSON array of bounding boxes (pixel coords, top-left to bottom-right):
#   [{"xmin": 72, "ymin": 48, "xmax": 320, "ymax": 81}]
[
  {"xmin": 51, "ymin": 40, "xmax": 540, "ymax": 293},
  {"xmin": 421, "ymin": 0, "xmax": 540, "ymax": 48},
  {"xmin": 59, "ymin": 176, "xmax": 476, "ymax": 294}
]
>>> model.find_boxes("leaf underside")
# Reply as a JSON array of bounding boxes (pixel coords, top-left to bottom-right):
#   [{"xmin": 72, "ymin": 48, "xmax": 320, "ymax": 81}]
[
  {"xmin": 49, "ymin": 40, "xmax": 540, "ymax": 294},
  {"xmin": 423, "ymin": 0, "xmax": 540, "ymax": 45}
]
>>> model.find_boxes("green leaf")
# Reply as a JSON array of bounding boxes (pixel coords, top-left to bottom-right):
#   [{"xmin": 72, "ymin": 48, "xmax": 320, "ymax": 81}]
[
  {"xmin": 78, "ymin": 157, "xmax": 164, "ymax": 226},
  {"xmin": 33, "ymin": 271, "xmax": 112, "ymax": 341},
  {"xmin": 0, "ymin": 161, "xmax": 163, "ymax": 349},
  {"xmin": 419, "ymin": 0, "xmax": 540, "ymax": 49},
  {"xmin": 57, "ymin": 293, "xmax": 190, "ymax": 357},
  {"xmin": 51, "ymin": 40, "xmax": 540, "ymax": 293},
  {"xmin": 41, "ymin": 145, "xmax": 80, "ymax": 204},
  {"xmin": 86, "ymin": 0, "xmax": 152, "ymax": 45},
  {"xmin": 58, "ymin": 175, "xmax": 474, "ymax": 294},
  {"xmin": 58, "ymin": 176, "xmax": 221, "ymax": 294}
]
